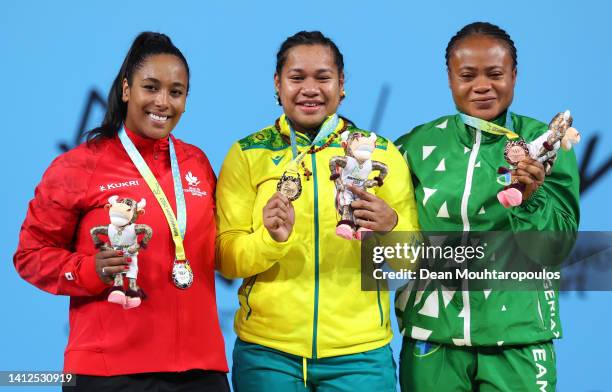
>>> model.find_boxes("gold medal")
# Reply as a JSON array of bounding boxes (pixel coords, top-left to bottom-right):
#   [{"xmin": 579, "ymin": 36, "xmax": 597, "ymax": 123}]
[
  {"xmin": 277, "ymin": 172, "xmax": 302, "ymax": 201},
  {"xmin": 274, "ymin": 114, "xmax": 345, "ymax": 202}
]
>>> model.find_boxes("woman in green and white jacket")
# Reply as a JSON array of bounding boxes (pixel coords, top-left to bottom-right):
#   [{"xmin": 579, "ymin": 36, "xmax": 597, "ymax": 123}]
[{"xmin": 395, "ymin": 22, "xmax": 580, "ymax": 392}]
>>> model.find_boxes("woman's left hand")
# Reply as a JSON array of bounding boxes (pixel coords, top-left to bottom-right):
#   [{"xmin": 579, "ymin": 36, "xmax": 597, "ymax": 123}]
[
  {"xmin": 348, "ymin": 185, "xmax": 398, "ymax": 232},
  {"xmin": 514, "ymin": 157, "xmax": 545, "ymax": 201}
]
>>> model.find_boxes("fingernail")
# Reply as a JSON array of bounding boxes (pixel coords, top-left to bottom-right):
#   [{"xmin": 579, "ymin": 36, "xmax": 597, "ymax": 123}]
[
  {"xmin": 124, "ymin": 266, "xmax": 130, "ymax": 270},
  {"xmin": 126, "ymin": 257, "xmax": 132, "ymax": 263},
  {"xmin": 116, "ymin": 250, "xmax": 124, "ymax": 256}
]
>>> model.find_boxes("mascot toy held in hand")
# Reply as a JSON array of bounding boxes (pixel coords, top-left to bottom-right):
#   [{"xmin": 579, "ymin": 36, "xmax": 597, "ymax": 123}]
[
  {"xmin": 329, "ymin": 130, "xmax": 388, "ymax": 240},
  {"xmin": 497, "ymin": 110, "xmax": 581, "ymax": 208},
  {"xmin": 91, "ymin": 195, "xmax": 153, "ymax": 309}
]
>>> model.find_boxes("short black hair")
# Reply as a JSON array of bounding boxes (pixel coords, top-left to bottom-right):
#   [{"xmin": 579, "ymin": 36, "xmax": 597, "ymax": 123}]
[
  {"xmin": 276, "ymin": 31, "xmax": 344, "ymax": 75},
  {"xmin": 446, "ymin": 22, "xmax": 517, "ymax": 69}
]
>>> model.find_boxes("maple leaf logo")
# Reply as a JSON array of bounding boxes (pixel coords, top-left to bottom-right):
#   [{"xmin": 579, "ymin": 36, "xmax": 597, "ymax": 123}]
[{"xmin": 185, "ymin": 171, "xmax": 200, "ymax": 187}]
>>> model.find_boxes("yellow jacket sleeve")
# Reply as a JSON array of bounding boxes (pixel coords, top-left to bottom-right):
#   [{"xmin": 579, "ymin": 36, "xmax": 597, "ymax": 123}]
[
  {"xmin": 376, "ymin": 142, "xmax": 420, "ymax": 233},
  {"xmin": 215, "ymin": 143, "xmax": 293, "ymax": 279},
  {"xmin": 373, "ymin": 142, "xmax": 421, "ymax": 272}
]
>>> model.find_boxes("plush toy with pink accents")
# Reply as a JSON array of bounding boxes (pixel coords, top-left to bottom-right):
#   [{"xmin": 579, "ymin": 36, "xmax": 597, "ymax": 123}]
[
  {"xmin": 497, "ymin": 110, "xmax": 581, "ymax": 208},
  {"xmin": 329, "ymin": 130, "xmax": 388, "ymax": 240},
  {"xmin": 91, "ymin": 196, "xmax": 153, "ymax": 309}
]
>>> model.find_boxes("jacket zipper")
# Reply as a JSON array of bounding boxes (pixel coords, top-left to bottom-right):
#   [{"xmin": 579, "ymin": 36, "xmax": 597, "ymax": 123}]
[
  {"xmin": 311, "ymin": 154, "xmax": 320, "ymax": 358},
  {"xmin": 459, "ymin": 128, "xmax": 482, "ymax": 346}
]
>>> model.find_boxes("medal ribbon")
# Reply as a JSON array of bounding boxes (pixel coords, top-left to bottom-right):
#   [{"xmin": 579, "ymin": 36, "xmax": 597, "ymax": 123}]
[
  {"xmin": 279, "ymin": 113, "xmax": 344, "ymax": 172},
  {"xmin": 459, "ymin": 112, "xmax": 519, "ymax": 139},
  {"xmin": 119, "ymin": 127, "xmax": 187, "ymax": 261}
]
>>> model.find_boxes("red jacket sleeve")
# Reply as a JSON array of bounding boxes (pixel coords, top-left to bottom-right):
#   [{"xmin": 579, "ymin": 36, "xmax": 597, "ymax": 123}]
[
  {"xmin": 200, "ymin": 150, "xmax": 217, "ymax": 201},
  {"xmin": 14, "ymin": 147, "xmax": 108, "ymax": 296}
]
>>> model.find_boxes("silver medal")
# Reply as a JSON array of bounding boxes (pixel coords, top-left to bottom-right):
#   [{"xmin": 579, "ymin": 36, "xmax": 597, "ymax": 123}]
[{"xmin": 172, "ymin": 260, "xmax": 194, "ymax": 289}]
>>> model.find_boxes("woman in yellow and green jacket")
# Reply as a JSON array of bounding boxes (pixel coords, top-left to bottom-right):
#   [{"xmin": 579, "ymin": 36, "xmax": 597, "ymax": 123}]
[{"xmin": 216, "ymin": 31, "xmax": 419, "ymax": 392}]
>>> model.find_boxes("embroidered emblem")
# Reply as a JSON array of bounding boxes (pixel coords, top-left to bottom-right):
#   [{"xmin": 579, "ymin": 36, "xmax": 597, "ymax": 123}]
[
  {"xmin": 184, "ymin": 172, "xmax": 207, "ymax": 197},
  {"xmin": 185, "ymin": 171, "xmax": 200, "ymax": 187}
]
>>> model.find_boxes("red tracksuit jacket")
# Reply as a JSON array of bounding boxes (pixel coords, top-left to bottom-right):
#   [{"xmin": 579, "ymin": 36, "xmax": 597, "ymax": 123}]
[{"xmin": 14, "ymin": 128, "xmax": 228, "ymax": 375}]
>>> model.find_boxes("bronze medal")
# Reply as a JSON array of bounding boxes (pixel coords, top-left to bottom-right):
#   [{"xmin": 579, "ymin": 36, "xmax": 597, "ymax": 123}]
[
  {"xmin": 277, "ymin": 172, "xmax": 302, "ymax": 201},
  {"xmin": 504, "ymin": 139, "xmax": 529, "ymax": 166}
]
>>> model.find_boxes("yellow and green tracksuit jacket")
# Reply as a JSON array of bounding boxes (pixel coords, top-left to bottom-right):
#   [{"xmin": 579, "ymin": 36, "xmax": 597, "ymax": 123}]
[{"xmin": 216, "ymin": 116, "xmax": 419, "ymax": 359}]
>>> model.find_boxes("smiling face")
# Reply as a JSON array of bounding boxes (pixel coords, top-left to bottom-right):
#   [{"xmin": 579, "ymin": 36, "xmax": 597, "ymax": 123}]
[
  {"xmin": 122, "ymin": 54, "xmax": 188, "ymax": 139},
  {"xmin": 274, "ymin": 44, "xmax": 344, "ymax": 135},
  {"xmin": 448, "ymin": 35, "xmax": 516, "ymax": 121}
]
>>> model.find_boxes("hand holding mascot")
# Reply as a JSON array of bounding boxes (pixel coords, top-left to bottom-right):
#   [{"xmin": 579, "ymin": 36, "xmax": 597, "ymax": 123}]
[
  {"xmin": 329, "ymin": 130, "xmax": 388, "ymax": 240},
  {"xmin": 90, "ymin": 195, "xmax": 153, "ymax": 309},
  {"xmin": 497, "ymin": 110, "xmax": 581, "ymax": 208}
]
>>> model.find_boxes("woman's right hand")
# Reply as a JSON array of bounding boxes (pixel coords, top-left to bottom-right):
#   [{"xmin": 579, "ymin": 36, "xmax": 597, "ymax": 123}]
[
  {"xmin": 263, "ymin": 192, "xmax": 295, "ymax": 242},
  {"xmin": 95, "ymin": 249, "xmax": 130, "ymax": 284}
]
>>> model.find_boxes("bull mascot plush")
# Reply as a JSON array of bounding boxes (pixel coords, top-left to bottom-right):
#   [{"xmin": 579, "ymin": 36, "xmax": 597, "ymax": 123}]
[
  {"xmin": 91, "ymin": 195, "xmax": 153, "ymax": 309},
  {"xmin": 497, "ymin": 110, "xmax": 581, "ymax": 208},
  {"xmin": 329, "ymin": 130, "xmax": 388, "ymax": 240}
]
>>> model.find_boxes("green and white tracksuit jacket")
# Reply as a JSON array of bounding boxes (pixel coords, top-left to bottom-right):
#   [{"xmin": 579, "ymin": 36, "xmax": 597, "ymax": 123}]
[{"xmin": 394, "ymin": 112, "xmax": 580, "ymax": 347}]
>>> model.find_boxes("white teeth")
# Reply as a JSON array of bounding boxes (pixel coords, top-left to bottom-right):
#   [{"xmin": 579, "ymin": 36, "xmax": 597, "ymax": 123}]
[
  {"xmin": 303, "ymin": 103, "xmax": 319, "ymax": 107},
  {"xmin": 149, "ymin": 113, "xmax": 168, "ymax": 121}
]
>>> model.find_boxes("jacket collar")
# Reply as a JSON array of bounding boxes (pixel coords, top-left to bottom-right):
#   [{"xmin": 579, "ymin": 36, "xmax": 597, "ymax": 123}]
[
  {"xmin": 122, "ymin": 125, "xmax": 173, "ymax": 153},
  {"xmin": 276, "ymin": 114, "xmax": 344, "ymax": 147}
]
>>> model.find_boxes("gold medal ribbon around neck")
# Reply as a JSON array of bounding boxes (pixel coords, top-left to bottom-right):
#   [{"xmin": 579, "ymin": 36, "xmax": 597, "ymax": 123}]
[
  {"xmin": 279, "ymin": 113, "xmax": 345, "ymax": 173},
  {"xmin": 459, "ymin": 112, "xmax": 519, "ymax": 139}
]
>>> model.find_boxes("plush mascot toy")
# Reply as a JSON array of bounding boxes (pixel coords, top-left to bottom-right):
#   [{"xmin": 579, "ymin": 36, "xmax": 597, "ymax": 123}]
[
  {"xmin": 91, "ymin": 195, "xmax": 153, "ymax": 309},
  {"xmin": 329, "ymin": 130, "xmax": 388, "ymax": 240},
  {"xmin": 497, "ymin": 110, "xmax": 581, "ymax": 208}
]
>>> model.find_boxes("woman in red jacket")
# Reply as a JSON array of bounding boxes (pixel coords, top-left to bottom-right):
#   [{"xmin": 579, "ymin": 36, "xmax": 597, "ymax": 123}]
[{"xmin": 14, "ymin": 32, "xmax": 229, "ymax": 391}]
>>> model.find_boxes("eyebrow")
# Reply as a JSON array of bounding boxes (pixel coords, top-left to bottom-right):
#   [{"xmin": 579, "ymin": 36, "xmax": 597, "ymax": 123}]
[
  {"xmin": 141, "ymin": 77, "xmax": 186, "ymax": 88},
  {"xmin": 287, "ymin": 67, "xmax": 334, "ymax": 73},
  {"xmin": 457, "ymin": 65, "xmax": 504, "ymax": 71}
]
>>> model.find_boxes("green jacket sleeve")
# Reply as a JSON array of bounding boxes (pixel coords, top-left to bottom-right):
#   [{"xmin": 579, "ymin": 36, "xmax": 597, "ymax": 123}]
[
  {"xmin": 508, "ymin": 148, "xmax": 580, "ymax": 266},
  {"xmin": 215, "ymin": 143, "xmax": 293, "ymax": 279}
]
